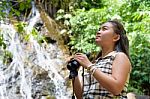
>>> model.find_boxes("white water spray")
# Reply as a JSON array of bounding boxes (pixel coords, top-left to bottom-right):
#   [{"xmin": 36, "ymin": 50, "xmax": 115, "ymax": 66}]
[{"xmin": 0, "ymin": 1, "xmax": 70, "ymax": 99}]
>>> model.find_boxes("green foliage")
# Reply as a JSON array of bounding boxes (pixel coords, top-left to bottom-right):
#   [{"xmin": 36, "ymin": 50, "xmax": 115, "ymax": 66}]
[
  {"xmin": 2, "ymin": 50, "xmax": 13, "ymax": 65},
  {"xmin": 0, "ymin": 30, "xmax": 12, "ymax": 65},
  {"xmin": 18, "ymin": 0, "xmax": 31, "ymax": 11},
  {"xmin": 0, "ymin": 33, "xmax": 6, "ymax": 49},
  {"xmin": 12, "ymin": 0, "xmax": 31, "ymax": 16},
  {"xmin": 129, "ymin": 32, "xmax": 150, "ymax": 94},
  {"xmin": 76, "ymin": 0, "xmax": 103, "ymax": 10},
  {"xmin": 0, "ymin": 0, "xmax": 32, "ymax": 19},
  {"xmin": 69, "ymin": 8, "xmax": 110, "ymax": 53},
  {"xmin": 15, "ymin": 22, "xmax": 45, "ymax": 43},
  {"xmin": 122, "ymin": 1, "xmax": 150, "ymax": 94},
  {"xmin": 0, "ymin": 1, "xmax": 8, "ymax": 20},
  {"xmin": 31, "ymin": 28, "xmax": 46, "ymax": 44},
  {"xmin": 16, "ymin": 22, "xmax": 26, "ymax": 34},
  {"xmin": 15, "ymin": 22, "xmax": 30, "ymax": 41}
]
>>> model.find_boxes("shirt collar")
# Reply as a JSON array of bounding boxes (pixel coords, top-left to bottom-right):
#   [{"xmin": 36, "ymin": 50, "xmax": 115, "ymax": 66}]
[
  {"xmin": 103, "ymin": 51, "xmax": 117, "ymax": 58},
  {"xmin": 95, "ymin": 51, "xmax": 117, "ymax": 62}
]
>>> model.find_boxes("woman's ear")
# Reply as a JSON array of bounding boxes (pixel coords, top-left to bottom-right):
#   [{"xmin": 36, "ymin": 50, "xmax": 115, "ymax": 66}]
[{"xmin": 113, "ymin": 34, "xmax": 120, "ymax": 42}]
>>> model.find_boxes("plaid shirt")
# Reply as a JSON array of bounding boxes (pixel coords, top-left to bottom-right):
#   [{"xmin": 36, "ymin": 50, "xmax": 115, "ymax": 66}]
[{"xmin": 83, "ymin": 51, "xmax": 129, "ymax": 99}]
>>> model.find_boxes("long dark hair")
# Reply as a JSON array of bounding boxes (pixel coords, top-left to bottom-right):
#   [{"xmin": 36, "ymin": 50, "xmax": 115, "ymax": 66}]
[{"xmin": 96, "ymin": 20, "xmax": 130, "ymax": 59}]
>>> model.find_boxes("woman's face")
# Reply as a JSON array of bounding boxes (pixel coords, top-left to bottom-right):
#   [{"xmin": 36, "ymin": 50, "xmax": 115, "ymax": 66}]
[{"xmin": 95, "ymin": 22, "xmax": 117, "ymax": 46}]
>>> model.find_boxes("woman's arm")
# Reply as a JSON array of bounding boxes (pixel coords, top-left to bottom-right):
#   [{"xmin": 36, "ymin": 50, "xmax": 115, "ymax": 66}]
[
  {"xmin": 72, "ymin": 76, "xmax": 83, "ymax": 99},
  {"xmin": 92, "ymin": 52, "xmax": 131, "ymax": 95}
]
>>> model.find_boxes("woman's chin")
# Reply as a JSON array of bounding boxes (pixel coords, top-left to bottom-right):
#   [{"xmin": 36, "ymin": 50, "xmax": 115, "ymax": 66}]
[
  {"xmin": 95, "ymin": 39, "xmax": 100, "ymax": 42},
  {"xmin": 95, "ymin": 40, "xmax": 100, "ymax": 44},
  {"xmin": 95, "ymin": 39, "xmax": 102, "ymax": 45}
]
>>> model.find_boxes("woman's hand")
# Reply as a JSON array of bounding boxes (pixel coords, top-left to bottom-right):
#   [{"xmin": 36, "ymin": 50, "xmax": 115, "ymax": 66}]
[{"xmin": 74, "ymin": 53, "xmax": 92, "ymax": 69}]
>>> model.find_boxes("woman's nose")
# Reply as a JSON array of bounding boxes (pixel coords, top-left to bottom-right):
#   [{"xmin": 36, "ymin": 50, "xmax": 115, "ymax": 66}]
[{"xmin": 96, "ymin": 30, "xmax": 101, "ymax": 35}]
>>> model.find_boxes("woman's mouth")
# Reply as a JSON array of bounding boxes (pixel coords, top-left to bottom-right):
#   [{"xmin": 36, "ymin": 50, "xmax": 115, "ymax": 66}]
[{"xmin": 96, "ymin": 36, "xmax": 101, "ymax": 39}]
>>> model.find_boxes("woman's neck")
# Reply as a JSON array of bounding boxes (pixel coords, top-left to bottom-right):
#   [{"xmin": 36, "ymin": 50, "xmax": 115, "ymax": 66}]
[{"xmin": 101, "ymin": 47, "xmax": 114, "ymax": 57}]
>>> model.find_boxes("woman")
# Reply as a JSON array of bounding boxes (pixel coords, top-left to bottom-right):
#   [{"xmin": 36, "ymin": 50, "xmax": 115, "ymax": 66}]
[{"xmin": 72, "ymin": 20, "xmax": 131, "ymax": 99}]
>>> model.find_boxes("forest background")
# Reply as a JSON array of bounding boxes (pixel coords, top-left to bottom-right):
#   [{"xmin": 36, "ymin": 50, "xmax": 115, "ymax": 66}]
[{"xmin": 0, "ymin": 0, "xmax": 150, "ymax": 96}]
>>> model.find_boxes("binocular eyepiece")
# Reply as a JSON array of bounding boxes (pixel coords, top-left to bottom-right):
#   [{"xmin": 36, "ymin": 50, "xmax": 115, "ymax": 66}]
[
  {"xmin": 67, "ymin": 59, "xmax": 80, "ymax": 79},
  {"xmin": 67, "ymin": 53, "xmax": 90, "ymax": 79}
]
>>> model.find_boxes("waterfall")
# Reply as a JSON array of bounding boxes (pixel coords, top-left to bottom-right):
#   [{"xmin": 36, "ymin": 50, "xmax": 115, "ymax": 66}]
[{"xmin": 0, "ymin": 1, "xmax": 70, "ymax": 99}]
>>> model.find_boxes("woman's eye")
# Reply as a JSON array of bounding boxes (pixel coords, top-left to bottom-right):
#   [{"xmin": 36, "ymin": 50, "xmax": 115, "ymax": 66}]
[
  {"xmin": 102, "ymin": 27, "xmax": 107, "ymax": 30},
  {"xmin": 98, "ymin": 27, "xmax": 107, "ymax": 31}
]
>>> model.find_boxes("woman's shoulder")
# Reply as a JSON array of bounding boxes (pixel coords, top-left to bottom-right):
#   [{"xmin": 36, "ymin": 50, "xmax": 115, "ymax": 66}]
[
  {"xmin": 113, "ymin": 51, "xmax": 132, "ymax": 72},
  {"xmin": 113, "ymin": 51, "xmax": 131, "ymax": 66},
  {"xmin": 110, "ymin": 51, "xmax": 127, "ymax": 59},
  {"xmin": 115, "ymin": 52, "xmax": 131, "ymax": 65},
  {"xmin": 115, "ymin": 52, "xmax": 129, "ymax": 59}
]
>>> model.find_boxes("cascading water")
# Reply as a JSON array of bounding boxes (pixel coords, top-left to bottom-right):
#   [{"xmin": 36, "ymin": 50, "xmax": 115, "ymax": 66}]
[{"xmin": 0, "ymin": 1, "xmax": 71, "ymax": 99}]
